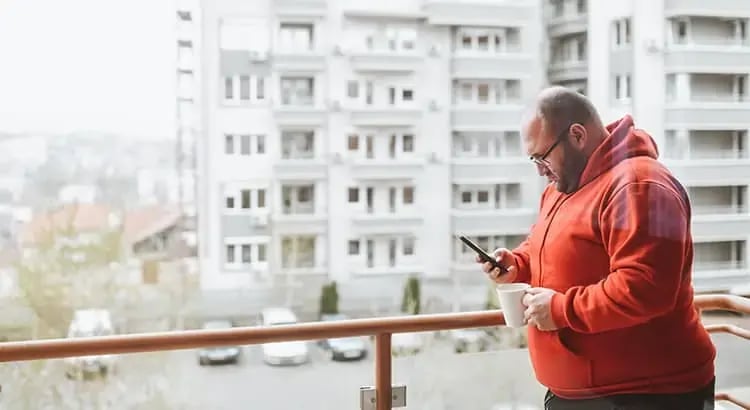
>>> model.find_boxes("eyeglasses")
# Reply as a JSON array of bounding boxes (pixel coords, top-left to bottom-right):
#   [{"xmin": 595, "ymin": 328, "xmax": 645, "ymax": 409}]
[{"xmin": 529, "ymin": 125, "xmax": 572, "ymax": 168}]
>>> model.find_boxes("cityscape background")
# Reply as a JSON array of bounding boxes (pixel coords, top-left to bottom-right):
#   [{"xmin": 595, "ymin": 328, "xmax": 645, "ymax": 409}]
[{"xmin": 1, "ymin": 0, "xmax": 750, "ymax": 409}]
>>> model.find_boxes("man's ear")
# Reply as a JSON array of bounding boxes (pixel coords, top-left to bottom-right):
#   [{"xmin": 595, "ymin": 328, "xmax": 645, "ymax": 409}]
[{"xmin": 569, "ymin": 123, "xmax": 587, "ymax": 149}]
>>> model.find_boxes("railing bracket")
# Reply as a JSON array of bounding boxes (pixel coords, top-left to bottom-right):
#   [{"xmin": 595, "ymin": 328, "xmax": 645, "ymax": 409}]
[{"xmin": 359, "ymin": 385, "xmax": 406, "ymax": 409}]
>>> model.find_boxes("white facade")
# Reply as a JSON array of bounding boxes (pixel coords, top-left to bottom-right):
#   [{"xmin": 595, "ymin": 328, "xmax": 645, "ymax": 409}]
[
  {"xmin": 547, "ymin": 0, "xmax": 750, "ymax": 292},
  {"xmin": 195, "ymin": 0, "xmax": 546, "ymax": 291}
]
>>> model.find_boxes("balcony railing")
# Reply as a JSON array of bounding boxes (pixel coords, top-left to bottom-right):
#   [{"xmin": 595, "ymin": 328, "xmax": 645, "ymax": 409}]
[{"xmin": 0, "ymin": 294, "xmax": 749, "ymax": 409}]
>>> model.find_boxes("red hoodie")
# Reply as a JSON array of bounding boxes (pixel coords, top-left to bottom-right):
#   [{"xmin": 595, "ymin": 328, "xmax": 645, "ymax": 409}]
[{"xmin": 511, "ymin": 115, "xmax": 716, "ymax": 399}]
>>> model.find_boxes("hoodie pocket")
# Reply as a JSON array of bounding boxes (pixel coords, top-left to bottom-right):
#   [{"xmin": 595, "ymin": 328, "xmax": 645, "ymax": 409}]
[{"xmin": 529, "ymin": 329, "xmax": 593, "ymax": 391}]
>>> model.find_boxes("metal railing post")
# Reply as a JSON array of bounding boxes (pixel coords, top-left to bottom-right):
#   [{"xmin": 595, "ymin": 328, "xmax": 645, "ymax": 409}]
[{"xmin": 375, "ymin": 333, "xmax": 392, "ymax": 410}]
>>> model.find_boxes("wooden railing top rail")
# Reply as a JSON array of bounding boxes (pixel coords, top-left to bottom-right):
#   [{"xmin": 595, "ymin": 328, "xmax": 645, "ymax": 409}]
[
  {"xmin": 0, "ymin": 294, "xmax": 747, "ymax": 363},
  {"xmin": 0, "ymin": 310, "xmax": 506, "ymax": 363}
]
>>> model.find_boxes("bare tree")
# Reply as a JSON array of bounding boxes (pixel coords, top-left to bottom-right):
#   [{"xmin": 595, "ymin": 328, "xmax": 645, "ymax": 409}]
[{"xmin": 4, "ymin": 209, "xmax": 182, "ymax": 409}]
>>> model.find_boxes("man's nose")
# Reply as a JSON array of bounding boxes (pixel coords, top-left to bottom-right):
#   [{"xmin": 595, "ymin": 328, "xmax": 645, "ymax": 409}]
[{"xmin": 535, "ymin": 162, "xmax": 547, "ymax": 175}]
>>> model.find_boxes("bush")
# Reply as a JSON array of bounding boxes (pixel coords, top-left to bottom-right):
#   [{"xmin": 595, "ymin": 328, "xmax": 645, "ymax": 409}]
[
  {"xmin": 400, "ymin": 276, "xmax": 421, "ymax": 315},
  {"xmin": 319, "ymin": 281, "xmax": 339, "ymax": 317}
]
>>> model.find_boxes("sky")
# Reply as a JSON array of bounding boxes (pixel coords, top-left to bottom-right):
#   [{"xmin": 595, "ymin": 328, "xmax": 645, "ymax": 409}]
[{"xmin": 0, "ymin": 0, "xmax": 175, "ymax": 139}]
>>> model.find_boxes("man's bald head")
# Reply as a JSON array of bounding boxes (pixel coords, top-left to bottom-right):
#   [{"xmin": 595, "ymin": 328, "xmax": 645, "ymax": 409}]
[{"xmin": 532, "ymin": 86, "xmax": 601, "ymax": 135}]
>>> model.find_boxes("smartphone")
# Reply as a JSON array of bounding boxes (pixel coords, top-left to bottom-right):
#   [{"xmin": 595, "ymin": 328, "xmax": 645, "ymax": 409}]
[{"xmin": 459, "ymin": 235, "xmax": 508, "ymax": 273}]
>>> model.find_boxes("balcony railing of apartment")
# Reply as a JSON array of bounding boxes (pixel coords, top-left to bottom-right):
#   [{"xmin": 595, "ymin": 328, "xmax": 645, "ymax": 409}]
[
  {"xmin": 0, "ymin": 294, "xmax": 749, "ymax": 408},
  {"xmin": 666, "ymin": 149, "xmax": 749, "ymax": 160},
  {"xmin": 693, "ymin": 205, "xmax": 749, "ymax": 215},
  {"xmin": 694, "ymin": 260, "xmax": 747, "ymax": 271}
]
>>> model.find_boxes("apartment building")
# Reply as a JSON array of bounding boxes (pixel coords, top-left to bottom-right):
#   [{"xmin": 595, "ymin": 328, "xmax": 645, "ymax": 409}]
[
  {"xmin": 194, "ymin": 0, "xmax": 545, "ymax": 292},
  {"xmin": 546, "ymin": 0, "xmax": 750, "ymax": 292}
]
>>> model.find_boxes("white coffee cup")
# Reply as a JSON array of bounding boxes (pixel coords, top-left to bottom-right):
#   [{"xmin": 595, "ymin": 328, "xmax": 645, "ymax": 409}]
[{"xmin": 495, "ymin": 283, "xmax": 530, "ymax": 328}]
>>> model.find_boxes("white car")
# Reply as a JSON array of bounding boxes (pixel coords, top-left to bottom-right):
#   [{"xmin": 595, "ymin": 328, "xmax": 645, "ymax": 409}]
[
  {"xmin": 64, "ymin": 309, "xmax": 118, "ymax": 379},
  {"xmin": 259, "ymin": 307, "xmax": 309, "ymax": 366}
]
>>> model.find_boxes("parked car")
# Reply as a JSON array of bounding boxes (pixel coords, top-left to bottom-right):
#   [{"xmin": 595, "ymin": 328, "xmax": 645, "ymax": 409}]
[
  {"xmin": 197, "ymin": 320, "xmax": 242, "ymax": 366},
  {"xmin": 64, "ymin": 309, "xmax": 118, "ymax": 379},
  {"xmin": 318, "ymin": 314, "xmax": 368, "ymax": 361},
  {"xmin": 260, "ymin": 307, "xmax": 309, "ymax": 366}
]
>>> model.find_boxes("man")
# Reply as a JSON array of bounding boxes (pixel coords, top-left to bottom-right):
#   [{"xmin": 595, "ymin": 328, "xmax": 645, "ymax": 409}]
[{"xmin": 478, "ymin": 87, "xmax": 716, "ymax": 409}]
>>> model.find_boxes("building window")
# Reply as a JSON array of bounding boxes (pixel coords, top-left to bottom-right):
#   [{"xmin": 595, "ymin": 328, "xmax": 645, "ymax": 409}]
[
  {"xmin": 225, "ymin": 134, "xmax": 234, "ymax": 154},
  {"xmin": 257, "ymin": 189, "xmax": 266, "ymax": 208},
  {"xmin": 403, "ymin": 237, "xmax": 415, "ymax": 256},
  {"xmin": 279, "ymin": 23, "xmax": 314, "ymax": 51},
  {"xmin": 225, "ymin": 134, "xmax": 266, "ymax": 155},
  {"xmin": 455, "ymin": 27, "xmax": 521, "ymax": 53},
  {"xmin": 258, "ymin": 244, "xmax": 267, "ymax": 262},
  {"xmin": 224, "ymin": 240, "xmax": 269, "ymax": 267},
  {"xmin": 281, "ymin": 236, "xmax": 316, "ymax": 269},
  {"xmin": 403, "ymin": 134, "xmax": 414, "ymax": 152},
  {"xmin": 614, "ymin": 74, "xmax": 632, "ymax": 101},
  {"xmin": 281, "ymin": 77, "xmax": 314, "ymax": 106},
  {"xmin": 224, "ymin": 78, "xmax": 234, "ymax": 100},
  {"xmin": 348, "ymin": 240, "xmax": 360, "ymax": 255},
  {"xmin": 223, "ymin": 75, "xmax": 266, "ymax": 103},
  {"xmin": 347, "ymin": 80, "xmax": 359, "ymax": 99},
  {"xmin": 241, "ymin": 189, "xmax": 251, "ymax": 209},
  {"xmin": 613, "ymin": 18, "xmax": 632, "ymax": 47},
  {"xmin": 226, "ymin": 244, "xmax": 236, "ymax": 264},
  {"xmin": 454, "ymin": 80, "xmax": 521, "ymax": 105},
  {"xmin": 224, "ymin": 188, "xmax": 267, "ymax": 211},
  {"xmin": 403, "ymin": 187, "xmax": 414, "ymax": 204},
  {"xmin": 348, "ymin": 187, "xmax": 359, "ymax": 203},
  {"xmin": 454, "ymin": 184, "xmax": 522, "ymax": 209},
  {"xmin": 348, "ymin": 134, "xmax": 359, "ymax": 151},
  {"xmin": 281, "ymin": 131, "xmax": 315, "ymax": 159},
  {"xmin": 241, "ymin": 244, "xmax": 252, "ymax": 263}
]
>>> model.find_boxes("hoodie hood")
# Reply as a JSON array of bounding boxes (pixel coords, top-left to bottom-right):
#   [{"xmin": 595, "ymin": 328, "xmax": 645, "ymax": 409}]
[{"xmin": 577, "ymin": 114, "xmax": 660, "ymax": 188}]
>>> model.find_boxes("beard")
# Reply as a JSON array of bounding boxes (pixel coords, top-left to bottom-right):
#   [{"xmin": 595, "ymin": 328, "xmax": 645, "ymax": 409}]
[{"xmin": 555, "ymin": 144, "xmax": 588, "ymax": 194}]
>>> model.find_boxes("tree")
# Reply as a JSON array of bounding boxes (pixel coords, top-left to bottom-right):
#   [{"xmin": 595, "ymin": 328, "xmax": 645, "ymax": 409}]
[
  {"xmin": 6, "ymin": 206, "xmax": 182, "ymax": 409},
  {"xmin": 319, "ymin": 281, "xmax": 339, "ymax": 317},
  {"xmin": 400, "ymin": 276, "xmax": 421, "ymax": 315}
]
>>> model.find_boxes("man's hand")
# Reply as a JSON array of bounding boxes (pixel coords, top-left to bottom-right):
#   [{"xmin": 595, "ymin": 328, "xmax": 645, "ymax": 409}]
[
  {"xmin": 522, "ymin": 287, "xmax": 562, "ymax": 331},
  {"xmin": 477, "ymin": 248, "xmax": 518, "ymax": 283}
]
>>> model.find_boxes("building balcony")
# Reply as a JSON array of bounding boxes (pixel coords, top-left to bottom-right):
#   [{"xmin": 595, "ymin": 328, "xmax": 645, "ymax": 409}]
[
  {"xmin": 451, "ymin": 52, "xmax": 533, "ymax": 79},
  {"xmin": 691, "ymin": 207, "xmax": 750, "ymax": 240},
  {"xmin": 451, "ymin": 208, "xmax": 536, "ymax": 236},
  {"xmin": 350, "ymin": 212, "xmax": 423, "ymax": 236},
  {"xmin": 423, "ymin": 0, "xmax": 535, "ymax": 27},
  {"xmin": 663, "ymin": 157, "xmax": 750, "ymax": 186},
  {"xmin": 349, "ymin": 51, "xmax": 423, "ymax": 73},
  {"xmin": 272, "ymin": 212, "xmax": 327, "ymax": 235},
  {"xmin": 664, "ymin": 0, "xmax": 750, "ymax": 18},
  {"xmin": 273, "ymin": 103, "xmax": 327, "ymax": 127},
  {"xmin": 348, "ymin": 107, "xmax": 422, "ymax": 127},
  {"xmin": 272, "ymin": 0, "xmax": 327, "ymax": 17},
  {"xmin": 221, "ymin": 213, "xmax": 270, "ymax": 237},
  {"xmin": 547, "ymin": 60, "xmax": 588, "ymax": 83},
  {"xmin": 1, "ymin": 295, "xmax": 749, "ymax": 409},
  {"xmin": 349, "ymin": 158, "xmax": 424, "ymax": 180},
  {"xmin": 451, "ymin": 105, "xmax": 524, "ymax": 132},
  {"xmin": 546, "ymin": 13, "xmax": 588, "ymax": 38},
  {"xmin": 451, "ymin": 158, "xmax": 536, "ymax": 182},
  {"xmin": 351, "ymin": 263, "xmax": 424, "ymax": 276},
  {"xmin": 272, "ymin": 51, "xmax": 327, "ymax": 72},
  {"xmin": 274, "ymin": 158, "xmax": 328, "ymax": 180},
  {"xmin": 664, "ymin": 101, "xmax": 750, "ymax": 130},
  {"xmin": 665, "ymin": 45, "xmax": 750, "ymax": 73},
  {"xmin": 693, "ymin": 261, "xmax": 750, "ymax": 293}
]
